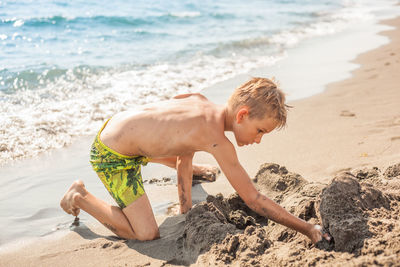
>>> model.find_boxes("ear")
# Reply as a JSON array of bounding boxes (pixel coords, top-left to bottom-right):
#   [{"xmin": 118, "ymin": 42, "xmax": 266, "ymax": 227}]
[{"xmin": 236, "ymin": 107, "xmax": 249, "ymax": 123}]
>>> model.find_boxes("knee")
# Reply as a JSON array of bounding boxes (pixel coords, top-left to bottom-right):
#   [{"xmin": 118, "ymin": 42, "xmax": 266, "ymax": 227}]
[{"xmin": 135, "ymin": 227, "xmax": 160, "ymax": 241}]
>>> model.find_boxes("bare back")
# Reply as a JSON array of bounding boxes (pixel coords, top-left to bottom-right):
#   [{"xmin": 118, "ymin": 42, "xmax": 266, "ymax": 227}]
[{"xmin": 100, "ymin": 94, "xmax": 226, "ymax": 158}]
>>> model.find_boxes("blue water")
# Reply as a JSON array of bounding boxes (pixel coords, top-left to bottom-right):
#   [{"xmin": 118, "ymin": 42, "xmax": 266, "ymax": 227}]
[{"xmin": 1, "ymin": 0, "xmax": 338, "ymax": 75}]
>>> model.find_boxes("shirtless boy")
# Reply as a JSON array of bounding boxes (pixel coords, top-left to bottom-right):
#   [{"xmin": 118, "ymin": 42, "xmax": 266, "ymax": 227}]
[{"xmin": 61, "ymin": 77, "xmax": 331, "ymax": 244}]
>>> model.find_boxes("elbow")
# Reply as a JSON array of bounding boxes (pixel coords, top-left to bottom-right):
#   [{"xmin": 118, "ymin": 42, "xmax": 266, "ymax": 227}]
[
  {"xmin": 234, "ymin": 183, "xmax": 262, "ymax": 210},
  {"xmin": 241, "ymin": 191, "xmax": 260, "ymax": 209},
  {"xmin": 241, "ymin": 191, "xmax": 270, "ymax": 217}
]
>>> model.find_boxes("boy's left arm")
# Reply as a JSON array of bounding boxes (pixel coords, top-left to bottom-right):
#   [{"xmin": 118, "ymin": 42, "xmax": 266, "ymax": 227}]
[
  {"xmin": 209, "ymin": 138, "xmax": 330, "ymax": 244},
  {"xmin": 176, "ymin": 153, "xmax": 194, "ymax": 214}
]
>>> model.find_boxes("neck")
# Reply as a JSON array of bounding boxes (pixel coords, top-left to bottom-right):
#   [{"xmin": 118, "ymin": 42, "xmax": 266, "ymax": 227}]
[{"xmin": 223, "ymin": 105, "xmax": 234, "ymax": 131}]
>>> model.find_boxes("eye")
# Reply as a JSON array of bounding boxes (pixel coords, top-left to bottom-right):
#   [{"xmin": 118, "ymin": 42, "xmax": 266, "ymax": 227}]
[{"xmin": 257, "ymin": 129, "xmax": 263, "ymax": 133}]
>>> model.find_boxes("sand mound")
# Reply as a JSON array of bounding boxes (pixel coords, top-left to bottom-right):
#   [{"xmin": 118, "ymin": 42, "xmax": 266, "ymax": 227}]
[
  {"xmin": 175, "ymin": 192, "xmax": 268, "ymax": 264},
  {"xmin": 383, "ymin": 163, "xmax": 400, "ymax": 178},
  {"xmin": 170, "ymin": 163, "xmax": 400, "ymax": 266},
  {"xmin": 317, "ymin": 173, "xmax": 391, "ymax": 253}
]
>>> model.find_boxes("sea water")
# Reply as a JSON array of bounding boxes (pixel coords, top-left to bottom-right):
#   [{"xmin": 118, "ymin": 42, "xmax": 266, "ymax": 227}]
[{"xmin": 0, "ymin": 0, "xmax": 399, "ymax": 250}]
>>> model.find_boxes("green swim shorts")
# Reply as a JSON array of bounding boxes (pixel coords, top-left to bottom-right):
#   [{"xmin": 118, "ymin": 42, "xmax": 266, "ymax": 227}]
[{"xmin": 89, "ymin": 119, "xmax": 150, "ymax": 209}]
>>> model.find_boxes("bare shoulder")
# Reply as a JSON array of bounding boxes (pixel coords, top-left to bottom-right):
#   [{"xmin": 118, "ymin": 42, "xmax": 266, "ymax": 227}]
[
  {"xmin": 191, "ymin": 102, "xmax": 228, "ymax": 151},
  {"xmin": 173, "ymin": 92, "xmax": 208, "ymax": 100},
  {"xmin": 203, "ymin": 131, "xmax": 236, "ymax": 159}
]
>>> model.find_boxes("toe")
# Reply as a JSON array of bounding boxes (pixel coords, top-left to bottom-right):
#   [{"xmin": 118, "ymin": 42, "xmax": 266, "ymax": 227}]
[{"xmin": 71, "ymin": 208, "xmax": 80, "ymax": 216}]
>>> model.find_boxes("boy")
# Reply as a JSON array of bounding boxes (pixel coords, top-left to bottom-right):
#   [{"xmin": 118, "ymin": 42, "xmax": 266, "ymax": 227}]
[{"xmin": 61, "ymin": 77, "xmax": 330, "ymax": 243}]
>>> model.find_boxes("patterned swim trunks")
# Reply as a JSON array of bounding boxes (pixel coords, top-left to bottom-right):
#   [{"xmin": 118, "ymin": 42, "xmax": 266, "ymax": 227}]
[{"xmin": 89, "ymin": 119, "xmax": 150, "ymax": 209}]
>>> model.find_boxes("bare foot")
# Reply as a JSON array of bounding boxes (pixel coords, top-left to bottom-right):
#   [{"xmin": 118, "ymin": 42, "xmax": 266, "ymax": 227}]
[
  {"xmin": 192, "ymin": 164, "xmax": 221, "ymax": 183},
  {"xmin": 60, "ymin": 180, "xmax": 87, "ymax": 216}
]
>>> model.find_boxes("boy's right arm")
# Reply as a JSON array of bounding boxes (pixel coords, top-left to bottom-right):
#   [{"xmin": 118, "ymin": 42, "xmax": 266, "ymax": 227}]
[{"xmin": 209, "ymin": 138, "xmax": 330, "ymax": 244}]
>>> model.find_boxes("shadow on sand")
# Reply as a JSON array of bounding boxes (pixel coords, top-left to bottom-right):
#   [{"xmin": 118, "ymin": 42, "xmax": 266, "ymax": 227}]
[{"xmin": 72, "ymin": 183, "xmax": 214, "ymax": 264}]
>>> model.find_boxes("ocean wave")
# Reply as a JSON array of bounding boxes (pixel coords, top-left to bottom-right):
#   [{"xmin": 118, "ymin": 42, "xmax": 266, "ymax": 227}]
[
  {"xmin": 206, "ymin": 3, "xmax": 376, "ymax": 56},
  {"xmin": 1, "ymin": 13, "xmax": 204, "ymax": 29},
  {"xmin": 1, "ymin": 10, "xmax": 239, "ymax": 30},
  {"xmin": 1, "ymin": 15, "xmax": 157, "ymax": 28},
  {"xmin": 267, "ymin": 2, "xmax": 376, "ymax": 47},
  {"xmin": 0, "ymin": 66, "xmax": 94, "ymax": 93},
  {"xmin": 0, "ymin": 53, "xmax": 284, "ymax": 166},
  {"xmin": 161, "ymin": 11, "xmax": 237, "ymax": 20},
  {"xmin": 1, "ymin": 16, "xmax": 68, "ymax": 27},
  {"xmin": 168, "ymin": 11, "xmax": 201, "ymax": 18},
  {"xmin": 191, "ymin": 0, "xmax": 380, "ymax": 58}
]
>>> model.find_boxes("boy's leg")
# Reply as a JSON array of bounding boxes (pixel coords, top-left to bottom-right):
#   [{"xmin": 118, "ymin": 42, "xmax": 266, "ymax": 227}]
[
  {"xmin": 122, "ymin": 193, "xmax": 160, "ymax": 240},
  {"xmin": 60, "ymin": 180, "xmax": 159, "ymax": 241}
]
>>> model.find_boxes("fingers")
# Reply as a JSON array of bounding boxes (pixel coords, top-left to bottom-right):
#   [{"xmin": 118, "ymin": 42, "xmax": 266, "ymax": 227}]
[
  {"xmin": 71, "ymin": 208, "xmax": 80, "ymax": 217},
  {"xmin": 314, "ymin": 224, "xmax": 332, "ymax": 242},
  {"xmin": 323, "ymin": 232, "xmax": 331, "ymax": 241}
]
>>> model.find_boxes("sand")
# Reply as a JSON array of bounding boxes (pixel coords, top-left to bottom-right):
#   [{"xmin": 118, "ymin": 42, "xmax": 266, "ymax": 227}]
[
  {"xmin": 183, "ymin": 163, "xmax": 400, "ymax": 266},
  {"xmin": 1, "ymin": 17, "xmax": 400, "ymax": 267}
]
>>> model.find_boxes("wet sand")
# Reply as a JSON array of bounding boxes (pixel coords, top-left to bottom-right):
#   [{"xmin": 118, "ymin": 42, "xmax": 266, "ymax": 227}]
[{"xmin": 1, "ymin": 17, "xmax": 400, "ymax": 267}]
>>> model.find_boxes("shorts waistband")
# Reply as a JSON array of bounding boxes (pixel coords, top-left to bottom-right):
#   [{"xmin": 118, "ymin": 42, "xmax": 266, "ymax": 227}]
[{"xmin": 96, "ymin": 118, "xmax": 143, "ymax": 159}]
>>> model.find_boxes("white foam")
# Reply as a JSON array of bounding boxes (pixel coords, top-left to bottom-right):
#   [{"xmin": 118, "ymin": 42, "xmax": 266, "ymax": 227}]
[
  {"xmin": 12, "ymin": 19, "xmax": 24, "ymax": 27},
  {"xmin": 169, "ymin": 11, "xmax": 201, "ymax": 18},
  {"xmin": 0, "ymin": 53, "xmax": 284, "ymax": 165},
  {"xmin": 269, "ymin": 1, "xmax": 376, "ymax": 48}
]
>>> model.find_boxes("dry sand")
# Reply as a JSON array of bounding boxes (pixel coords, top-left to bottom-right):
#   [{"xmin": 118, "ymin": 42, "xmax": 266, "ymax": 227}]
[{"xmin": 1, "ymin": 17, "xmax": 400, "ymax": 267}]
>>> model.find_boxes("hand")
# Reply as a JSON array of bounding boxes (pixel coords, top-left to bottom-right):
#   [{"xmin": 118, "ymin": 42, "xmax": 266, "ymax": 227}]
[
  {"xmin": 180, "ymin": 204, "xmax": 192, "ymax": 214},
  {"xmin": 307, "ymin": 224, "xmax": 331, "ymax": 244}
]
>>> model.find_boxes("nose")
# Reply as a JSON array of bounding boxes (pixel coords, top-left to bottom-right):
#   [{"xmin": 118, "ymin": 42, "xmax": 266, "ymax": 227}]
[{"xmin": 254, "ymin": 136, "xmax": 262, "ymax": 144}]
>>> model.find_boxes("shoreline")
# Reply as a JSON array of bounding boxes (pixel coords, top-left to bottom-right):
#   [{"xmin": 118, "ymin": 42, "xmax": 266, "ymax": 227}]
[{"xmin": 1, "ymin": 14, "xmax": 400, "ymax": 265}]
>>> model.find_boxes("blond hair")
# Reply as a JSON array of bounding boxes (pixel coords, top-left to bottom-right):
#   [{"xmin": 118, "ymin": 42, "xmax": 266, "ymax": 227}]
[{"xmin": 228, "ymin": 77, "xmax": 290, "ymax": 129}]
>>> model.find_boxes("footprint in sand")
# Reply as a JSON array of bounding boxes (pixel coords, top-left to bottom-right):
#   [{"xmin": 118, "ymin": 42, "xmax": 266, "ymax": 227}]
[
  {"xmin": 391, "ymin": 136, "xmax": 400, "ymax": 141},
  {"xmin": 340, "ymin": 110, "xmax": 356, "ymax": 117},
  {"xmin": 376, "ymin": 116, "xmax": 400, "ymax": 128},
  {"xmin": 364, "ymin": 68, "xmax": 375, "ymax": 72}
]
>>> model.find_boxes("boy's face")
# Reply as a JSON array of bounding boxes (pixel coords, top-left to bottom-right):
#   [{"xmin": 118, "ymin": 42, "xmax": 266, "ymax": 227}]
[{"xmin": 233, "ymin": 107, "xmax": 279, "ymax": 147}]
